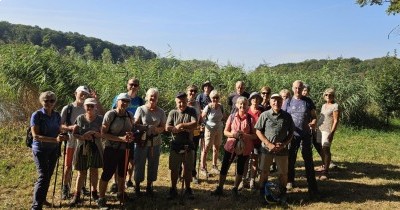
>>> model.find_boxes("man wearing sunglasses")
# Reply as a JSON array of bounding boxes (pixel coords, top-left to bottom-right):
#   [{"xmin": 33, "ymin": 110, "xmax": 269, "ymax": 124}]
[{"xmin": 110, "ymin": 77, "xmax": 145, "ymax": 192}]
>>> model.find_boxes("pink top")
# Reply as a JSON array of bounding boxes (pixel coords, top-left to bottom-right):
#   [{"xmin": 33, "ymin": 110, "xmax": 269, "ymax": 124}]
[
  {"xmin": 248, "ymin": 108, "xmax": 262, "ymax": 146},
  {"xmin": 224, "ymin": 112, "xmax": 255, "ymax": 156}
]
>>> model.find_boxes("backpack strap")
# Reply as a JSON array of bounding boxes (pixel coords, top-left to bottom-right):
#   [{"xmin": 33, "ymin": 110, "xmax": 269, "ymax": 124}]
[{"xmin": 65, "ymin": 103, "xmax": 74, "ymax": 126}]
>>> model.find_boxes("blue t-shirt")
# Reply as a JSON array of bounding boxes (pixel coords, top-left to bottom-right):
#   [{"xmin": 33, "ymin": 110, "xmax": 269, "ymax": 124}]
[
  {"xmin": 282, "ymin": 96, "xmax": 315, "ymax": 137},
  {"xmin": 111, "ymin": 94, "xmax": 144, "ymax": 115},
  {"xmin": 30, "ymin": 108, "xmax": 61, "ymax": 151}
]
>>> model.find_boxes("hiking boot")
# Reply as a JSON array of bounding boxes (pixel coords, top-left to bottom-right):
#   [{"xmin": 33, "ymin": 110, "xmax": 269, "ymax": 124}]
[
  {"xmin": 319, "ymin": 174, "xmax": 328, "ymax": 181},
  {"xmin": 200, "ymin": 168, "xmax": 208, "ymax": 178},
  {"xmin": 62, "ymin": 185, "xmax": 70, "ymax": 200},
  {"xmin": 211, "ymin": 186, "xmax": 223, "ymax": 196},
  {"xmin": 81, "ymin": 186, "xmax": 90, "ymax": 196},
  {"xmin": 286, "ymin": 182, "xmax": 293, "ymax": 190},
  {"xmin": 238, "ymin": 179, "xmax": 249, "ymax": 191},
  {"xmin": 69, "ymin": 194, "xmax": 81, "ymax": 207},
  {"xmin": 110, "ymin": 183, "xmax": 118, "ymax": 193},
  {"xmin": 184, "ymin": 188, "xmax": 195, "ymax": 200},
  {"xmin": 270, "ymin": 162, "xmax": 277, "ymax": 173},
  {"xmin": 192, "ymin": 176, "xmax": 199, "ymax": 184},
  {"xmin": 329, "ymin": 162, "xmax": 338, "ymax": 169},
  {"xmin": 167, "ymin": 188, "xmax": 178, "ymax": 200},
  {"xmin": 210, "ymin": 165, "xmax": 220, "ymax": 174},
  {"xmin": 97, "ymin": 197, "xmax": 107, "ymax": 208},
  {"xmin": 126, "ymin": 180, "xmax": 134, "ymax": 188},
  {"xmin": 91, "ymin": 190, "xmax": 99, "ymax": 201}
]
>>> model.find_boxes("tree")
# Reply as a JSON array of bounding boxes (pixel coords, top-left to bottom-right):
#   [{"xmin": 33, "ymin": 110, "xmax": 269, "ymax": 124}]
[
  {"xmin": 356, "ymin": 0, "xmax": 400, "ymax": 14},
  {"xmin": 101, "ymin": 48, "xmax": 113, "ymax": 63}
]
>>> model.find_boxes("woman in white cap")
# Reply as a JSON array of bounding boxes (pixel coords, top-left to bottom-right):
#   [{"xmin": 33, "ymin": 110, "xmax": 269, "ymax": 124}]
[
  {"xmin": 97, "ymin": 93, "xmax": 134, "ymax": 208},
  {"xmin": 69, "ymin": 98, "xmax": 104, "ymax": 206}
]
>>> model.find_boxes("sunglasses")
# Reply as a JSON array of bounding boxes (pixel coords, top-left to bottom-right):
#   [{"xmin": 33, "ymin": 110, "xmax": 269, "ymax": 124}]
[
  {"xmin": 86, "ymin": 104, "xmax": 95, "ymax": 108},
  {"xmin": 121, "ymin": 99, "xmax": 130, "ymax": 103},
  {"xmin": 44, "ymin": 99, "xmax": 55, "ymax": 103},
  {"xmin": 261, "ymin": 92, "xmax": 270, "ymax": 95},
  {"xmin": 129, "ymin": 83, "xmax": 139, "ymax": 87},
  {"xmin": 189, "ymin": 89, "xmax": 197, "ymax": 93}
]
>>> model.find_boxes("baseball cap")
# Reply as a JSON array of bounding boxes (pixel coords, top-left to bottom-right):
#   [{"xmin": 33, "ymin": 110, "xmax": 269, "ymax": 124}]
[
  {"xmin": 270, "ymin": 93, "xmax": 282, "ymax": 99},
  {"xmin": 116, "ymin": 93, "xmax": 131, "ymax": 101},
  {"xmin": 84, "ymin": 98, "xmax": 97, "ymax": 105},
  {"xmin": 176, "ymin": 92, "xmax": 187, "ymax": 98},
  {"xmin": 75, "ymin": 86, "xmax": 90, "ymax": 94}
]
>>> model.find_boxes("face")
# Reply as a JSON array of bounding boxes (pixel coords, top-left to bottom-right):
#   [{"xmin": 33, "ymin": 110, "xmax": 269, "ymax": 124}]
[
  {"xmin": 127, "ymin": 79, "xmax": 139, "ymax": 92},
  {"xmin": 175, "ymin": 97, "xmax": 188, "ymax": 112},
  {"xmin": 187, "ymin": 88, "xmax": 198, "ymax": 100},
  {"xmin": 302, "ymin": 88, "xmax": 309, "ymax": 97},
  {"xmin": 236, "ymin": 100, "xmax": 248, "ymax": 113},
  {"xmin": 148, "ymin": 93, "xmax": 158, "ymax": 105},
  {"xmin": 75, "ymin": 91, "xmax": 89, "ymax": 103},
  {"xmin": 203, "ymin": 85, "xmax": 211, "ymax": 94},
  {"xmin": 236, "ymin": 82, "xmax": 245, "ymax": 94},
  {"xmin": 251, "ymin": 97, "xmax": 260, "ymax": 106},
  {"xmin": 211, "ymin": 95, "xmax": 220, "ymax": 104},
  {"xmin": 292, "ymin": 81, "xmax": 304, "ymax": 97},
  {"xmin": 118, "ymin": 99, "xmax": 130, "ymax": 109},
  {"xmin": 261, "ymin": 90, "xmax": 270, "ymax": 101},
  {"xmin": 270, "ymin": 97, "xmax": 283, "ymax": 112},
  {"xmin": 84, "ymin": 104, "xmax": 96, "ymax": 112},
  {"xmin": 281, "ymin": 93, "xmax": 290, "ymax": 100},
  {"xmin": 41, "ymin": 97, "xmax": 56, "ymax": 109},
  {"xmin": 324, "ymin": 93, "xmax": 334, "ymax": 102}
]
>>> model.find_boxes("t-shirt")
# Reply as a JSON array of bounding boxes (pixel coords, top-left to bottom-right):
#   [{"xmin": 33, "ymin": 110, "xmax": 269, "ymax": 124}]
[
  {"xmin": 255, "ymin": 109, "xmax": 294, "ymax": 156},
  {"xmin": 248, "ymin": 107, "xmax": 262, "ymax": 146},
  {"xmin": 111, "ymin": 94, "xmax": 144, "ymax": 115},
  {"xmin": 61, "ymin": 102, "xmax": 86, "ymax": 148},
  {"xmin": 203, "ymin": 104, "xmax": 224, "ymax": 131},
  {"xmin": 282, "ymin": 96, "xmax": 315, "ymax": 137},
  {"xmin": 196, "ymin": 93, "xmax": 211, "ymax": 110},
  {"xmin": 317, "ymin": 103, "xmax": 339, "ymax": 132},
  {"xmin": 223, "ymin": 112, "xmax": 254, "ymax": 156},
  {"xmin": 30, "ymin": 108, "xmax": 61, "ymax": 151},
  {"xmin": 102, "ymin": 110, "xmax": 134, "ymax": 150},
  {"xmin": 228, "ymin": 91, "xmax": 250, "ymax": 113},
  {"xmin": 166, "ymin": 107, "xmax": 197, "ymax": 146},
  {"xmin": 134, "ymin": 105, "xmax": 166, "ymax": 146}
]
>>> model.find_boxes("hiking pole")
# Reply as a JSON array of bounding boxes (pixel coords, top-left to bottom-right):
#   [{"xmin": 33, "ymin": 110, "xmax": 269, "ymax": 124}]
[
  {"xmin": 122, "ymin": 133, "xmax": 132, "ymax": 207},
  {"xmin": 197, "ymin": 136, "xmax": 201, "ymax": 182},
  {"xmin": 89, "ymin": 135, "xmax": 96, "ymax": 207},
  {"xmin": 60, "ymin": 140, "xmax": 67, "ymax": 207},
  {"xmin": 180, "ymin": 145, "xmax": 189, "ymax": 205},
  {"xmin": 52, "ymin": 142, "xmax": 61, "ymax": 208}
]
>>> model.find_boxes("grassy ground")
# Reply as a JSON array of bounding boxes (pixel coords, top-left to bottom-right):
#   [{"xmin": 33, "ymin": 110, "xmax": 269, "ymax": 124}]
[{"xmin": 0, "ymin": 121, "xmax": 400, "ymax": 210}]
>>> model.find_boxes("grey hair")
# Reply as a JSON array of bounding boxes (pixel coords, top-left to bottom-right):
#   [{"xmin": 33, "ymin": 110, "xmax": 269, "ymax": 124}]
[
  {"xmin": 209, "ymin": 90, "xmax": 219, "ymax": 98},
  {"xmin": 145, "ymin": 88, "xmax": 159, "ymax": 102},
  {"xmin": 235, "ymin": 96, "xmax": 248, "ymax": 106},
  {"xmin": 39, "ymin": 91, "xmax": 56, "ymax": 102}
]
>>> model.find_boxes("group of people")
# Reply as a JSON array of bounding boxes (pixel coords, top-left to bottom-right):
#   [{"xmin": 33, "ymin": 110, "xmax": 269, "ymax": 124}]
[{"xmin": 29, "ymin": 78, "xmax": 339, "ymax": 209}]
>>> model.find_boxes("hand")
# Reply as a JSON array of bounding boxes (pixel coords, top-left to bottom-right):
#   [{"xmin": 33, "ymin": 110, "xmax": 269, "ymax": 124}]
[
  {"xmin": 124, "ymin": 132, "xmax": 134, "ymax": 143},
  {"xmin": 57, "ymin": 133, "xmax": 68, "ymax": 142},
  {"xmin": 267, "ymin": 142, "xmax": 276, "ymax": 152},
  {"xmin": 274, "ymin": 142, "xmax": 285, "ymax": 152},
  {"xmin": 70, "ymin": 125, "xmax": 78, "ymax": 133},
  {"xmin": 175, "ymin": 123, "xmax": 184, "ymax": 131},
  {"xmin": 308, "ymin": 122, "xmax": 316, "ymax": 130}
]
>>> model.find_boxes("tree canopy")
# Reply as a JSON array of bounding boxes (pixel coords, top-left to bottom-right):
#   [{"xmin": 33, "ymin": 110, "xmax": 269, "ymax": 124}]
[{"xmin": 357, "ymin": 0, "xmax": 400, "ymax": 14}]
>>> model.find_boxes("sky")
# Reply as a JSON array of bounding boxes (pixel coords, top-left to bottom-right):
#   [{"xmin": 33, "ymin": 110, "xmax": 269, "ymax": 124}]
[{"xmin": 0, "ymin": 0, "xmax": 399, "ymax": 69}]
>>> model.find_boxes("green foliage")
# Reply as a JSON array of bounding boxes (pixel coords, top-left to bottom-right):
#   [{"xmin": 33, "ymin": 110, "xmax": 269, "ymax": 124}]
[{"xmin": 356, "ymin": 0, "xmax": 400, "ymax": 15}]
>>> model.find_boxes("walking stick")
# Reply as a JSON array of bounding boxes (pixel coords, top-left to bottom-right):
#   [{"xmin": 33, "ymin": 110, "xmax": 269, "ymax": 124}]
[
  {"xmin": 197, "ymin": 136, "xmax": 201, "ymax": 182},
  {"xmin": 60, "ymin": 141, "xmax": 67, "ymax": 207},
  {"xmin": 122, "ymin": 139, "xmax": 131, "ymax": 207},
  {"xmin": 52, "ymin": 142, "xmax": 61, "ymax": 208},
  {"xmin": 180, "ymin": 145, "xmax": 189, "ymax": 205}
]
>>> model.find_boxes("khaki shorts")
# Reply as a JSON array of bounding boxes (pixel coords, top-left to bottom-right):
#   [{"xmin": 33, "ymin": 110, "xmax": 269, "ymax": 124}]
[
  {"xmin": 169, "ymin": 150, "xmax": 194, "ymax": 174},
  {"xmin": 204, "ymin": 127, "xmax": 223, "ymax": 147},
  {"xmin": 259, "ymin": 153, "xmax": 288, "ymax": 176},
  {"xmin": 317, "ymin": 130, "xmax": 331, "ymax": 147}
]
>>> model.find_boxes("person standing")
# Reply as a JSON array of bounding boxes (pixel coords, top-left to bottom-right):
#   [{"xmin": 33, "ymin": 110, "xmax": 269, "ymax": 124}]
[
  {"xmin": 211, "ymin": 97, "xmax": 257, "ymax": 196},
  {"xmin": 133, "ymin": 88, "xmax": 166, "ymax": 196},
  {"xmin": 186, "ymin": 85, "xmax": 202, "ymax": 184},
  {"xmin": 282, "ymin": 80, "xmax": 319, "ymax": 199},
  {"xmin": 228, "ymin": 81, "xmax": 250, "ymax": 113},
  {"xmin": 279, "ymin": 89, "xmax": 292, "ymax": 102},
  {"xmin": 110, "ymin": 77, "xmax": 144, "ymax": 190},
  {"xmin": 30, "ymin": 91, "xmax": 68, "ymax": 210},
  {"xmin": 200, "ymin": 90, "xmax": 225, "ymax": 176},
  {"xmin": 61, "ymin": 86, "xmax": 90, "ymax": 200},
  {"xmin": 316, "ymin": 88, "xmax": 339, "ymax": 180},
  {"xmin": 196, "ymin": 81, "xmax": 213, "ymax": 110},
  {"xmin": 97, "ymin": 93, "xmax": 135, "ymax": 208},
  {"xmin": 260, "ymin": 86, "xmax": 272, "ymax": 111},
  {"xmin": 255, "ymin": 93, "xmax": 294, "ymax": 203},
  {"xmin": 69, "ymin": 98, "xmax": 104, "ymax": 206},
  {"xmin": 166, "ymin": 92, "xmax": 198, "ymax": 200}
]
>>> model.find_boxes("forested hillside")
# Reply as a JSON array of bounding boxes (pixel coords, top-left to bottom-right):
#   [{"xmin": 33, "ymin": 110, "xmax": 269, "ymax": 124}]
[{"xmin": 0, "ymin": 21, "xmax": 156, "ymax": 62}]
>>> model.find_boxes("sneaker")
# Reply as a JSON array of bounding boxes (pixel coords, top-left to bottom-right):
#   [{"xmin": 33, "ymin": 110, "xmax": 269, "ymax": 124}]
[
  {"xmin": 200, "ymin": 168, "xmax": 208, "ymax": 178},
  {"xmin": 62, "ymin": 185, "xmax": 70, "ymax": 200},
  {"xmin": 167, "ymin": 188, "xmax": 178, "ymax": 200},
  {"xmin": 315, "ymin": 165, "xmax": 325, "ymax": 172},
  {"xmin": 319, "ymin": 174, "xmax": 328, "ymax": 181},
  {"xmin": 184, "ymin": 188, "xmax": 195, "ymax": 200},
  {"xmin": 192, "ymin": 176, "xmax": 199, "ymax": 184},
  {"xmin": 329, "ymin": 162, "xmax": 338, "ymax": 169},
  {"xmin": 81, "ymin": 186, "xmax": 90, "ymax": 196},
  {"xmin": 286, "ymin": 182, "xmax": 293, "ymax": 190},
  {"xmin": 97, "ymin": 197, "xmax": 107, "ymax": 208},
  {"xmin": 126, "ymin": 180, "xmax": 134, "ymax": 188},
  {"xmin": 110, "ymin": 183, "xmax": 118, "ymax": 193},
  {"xmin": 210, "ymin": 165, "xmax": 220, "ymax": 174},
  {"xmin": 69, "ymin": 194, "xmax": 81, "ymax": 207},
  {"xmin": 270, "ymin": 162, "xmax": 277, "ymax": 173},
  {"xmin": 211, "ymin": 186, "xmax": 223, "ymax": 196},
  {"xmin": 91, "ymin": 190, "xmax": 99, "ymax": 201}
]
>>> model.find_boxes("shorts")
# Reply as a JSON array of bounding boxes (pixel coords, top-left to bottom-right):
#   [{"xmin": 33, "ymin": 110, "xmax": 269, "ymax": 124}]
[
  {"xmin": 65, "ymin": 147, "xmax": 75, "ymax": 167},
  {"xmin": 317, "ymin": 130, "xmax": 331, "ymax": 147},
  {"xmin": 169, "ymin": 150, "xmax": 194, "ymax": 174},
  {"xmin": 204, "ymin": 127, "xmax": 223, "ymax": 147},
  {"xmin": 259, "ymin": 153, "xmax": 288, "ymax": 176}
]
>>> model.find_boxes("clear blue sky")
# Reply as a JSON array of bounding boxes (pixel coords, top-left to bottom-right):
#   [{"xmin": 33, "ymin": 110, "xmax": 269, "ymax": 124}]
[{"xmin": 0, "ymin": 0, "xmax": 398, "ymax": 69}]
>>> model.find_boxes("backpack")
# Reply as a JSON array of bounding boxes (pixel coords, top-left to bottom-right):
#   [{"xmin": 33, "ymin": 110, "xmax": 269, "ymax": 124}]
[{"xmin": 26, "ymin": 111, "xmax": 45, "ymax": 148}]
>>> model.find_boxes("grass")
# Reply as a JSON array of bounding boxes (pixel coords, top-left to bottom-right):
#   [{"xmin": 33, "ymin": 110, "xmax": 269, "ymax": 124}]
[{"xmin": 0, "ymin": 121, "xmax": 400, "ymax": 209}]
